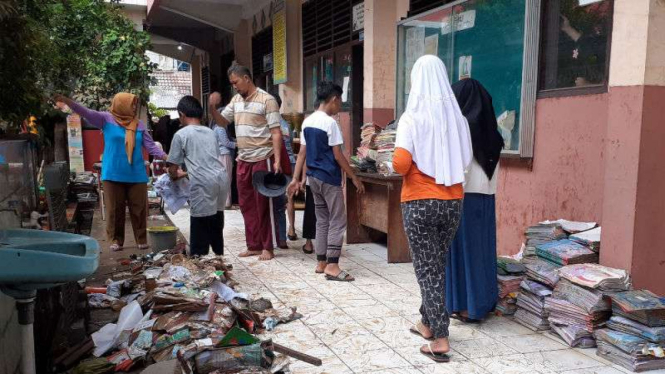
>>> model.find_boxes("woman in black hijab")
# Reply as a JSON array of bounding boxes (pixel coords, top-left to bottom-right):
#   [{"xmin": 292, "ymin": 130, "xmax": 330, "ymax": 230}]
[{"xmin": 445, "ymin": 78, "xmax": 504, "ymax": 322}]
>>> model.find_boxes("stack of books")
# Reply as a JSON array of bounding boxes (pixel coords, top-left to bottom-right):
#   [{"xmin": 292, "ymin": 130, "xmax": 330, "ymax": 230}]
[
  {"xmin": 559, "ymin": 263, "xmax": 631, "ymax": 292},
  {"xmin": 496, "ymin": 274, "xmax": 524, "ymax": 316},
  {"xmin": 536, "ymin": 239, "xmax": 599, "ymax": 266},
  {"xmin": 514, "ymin": 279, "xmax": 552, "ymax": 331},
  {"xmin": 569, "ymin": 226, "xmax": 601, "ymax": 253},
  {"xmin": 524, "ymin": 223, "xmax": 567, "ymax": 257}
]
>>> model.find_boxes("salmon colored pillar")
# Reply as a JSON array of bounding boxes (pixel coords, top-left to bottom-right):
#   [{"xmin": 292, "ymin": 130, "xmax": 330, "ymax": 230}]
[{"xmin": 600, "ymin": 0, "xmax": 665, "ymax": 294}]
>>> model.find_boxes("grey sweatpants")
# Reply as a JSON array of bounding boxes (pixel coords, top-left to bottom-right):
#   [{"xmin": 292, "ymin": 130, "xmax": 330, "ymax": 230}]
[
  {"xmin": 402, "ymin": 199, "xmax": 462, "ymax": 339},
  {"xmin": 309, "ymin": 177, "xmax": 346, "ymax": 264}
]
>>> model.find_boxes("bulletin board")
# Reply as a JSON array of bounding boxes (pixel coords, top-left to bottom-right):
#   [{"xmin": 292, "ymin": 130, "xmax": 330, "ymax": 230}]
[{"xmin": 396, "ymin": 0, "xmax": 541, "ymax": 157}]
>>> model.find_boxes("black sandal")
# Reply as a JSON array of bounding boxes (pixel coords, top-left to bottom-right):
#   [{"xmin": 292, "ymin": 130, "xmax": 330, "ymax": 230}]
[
  {"xmin": 325, "ymin": 270, "xmax": 355, "ymax": 282},
  {"xmin": 302, "ymin": 245, "xmax": 314, "ymax": 254},
  {"xmin": 420, "ymin": 343, "xmax": 450, "ymax": 363},
  {"xmin": 287, "ymin": 233, "xmax": 298, "ymax": 241},
  {"xmin": 451, "ymin": 313, "xmax": 481, "ymax": 324}
]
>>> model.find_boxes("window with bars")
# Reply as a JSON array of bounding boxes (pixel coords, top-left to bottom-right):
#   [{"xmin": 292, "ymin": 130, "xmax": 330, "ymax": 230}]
[
  {"xmin": 302, "ymin": 0, "xmax": 362, "ymax": 58},
  {"xmin": 252, "ymin": 27, "xmax": 273, "ymax": 78}
]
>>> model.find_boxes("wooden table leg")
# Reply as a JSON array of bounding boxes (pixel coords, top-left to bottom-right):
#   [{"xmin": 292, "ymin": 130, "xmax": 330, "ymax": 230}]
[
  {"xmin": 387, "ymin": 183, "xmax": 411, "ymax": 263},
  {"xmin": 346, "ymin": 179, "xmax": 372, "ymax": 244}
]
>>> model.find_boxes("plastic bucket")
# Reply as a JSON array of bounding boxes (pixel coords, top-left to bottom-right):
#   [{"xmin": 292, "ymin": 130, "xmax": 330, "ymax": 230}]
[{"xmin": 146, "ymin": 226, "xmax": 178, "ymax": 253}]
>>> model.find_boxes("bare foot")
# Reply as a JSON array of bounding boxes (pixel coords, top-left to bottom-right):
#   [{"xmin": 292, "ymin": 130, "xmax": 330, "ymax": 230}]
[
  {"xmin": 315, "ymin": 261, "xmax": 326, "ymax": 273},
  {"xmin": 416, "ymin": 321, "xmax": 434, "ymax": 339},
  {"xmin": 420, "ymin": 337, "xmax": 450, "ymax": 354},
  {"xmin": 238, "ymin": 250, "xmax": 262, "ymax": 257},
  {"xmin": 259, "ymin": 249, "xmax": 275, "ymax": 261}
]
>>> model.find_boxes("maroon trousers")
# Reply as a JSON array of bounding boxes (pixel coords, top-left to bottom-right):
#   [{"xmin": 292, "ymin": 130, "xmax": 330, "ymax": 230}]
[{"xmin": 237, "ymin": 158, "xmax": 277, "ymax": 251}]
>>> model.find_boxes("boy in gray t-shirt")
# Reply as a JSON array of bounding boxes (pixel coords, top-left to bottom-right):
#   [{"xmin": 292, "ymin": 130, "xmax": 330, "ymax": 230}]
[{"xmin": 167, "ymin": 96, "xmax": 229, "ymax": 256}]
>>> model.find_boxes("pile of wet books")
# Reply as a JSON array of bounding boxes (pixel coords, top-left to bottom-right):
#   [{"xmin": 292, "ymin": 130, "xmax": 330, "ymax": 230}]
[
  {"xmin": 593, "ymin": 290, "xmax": 665, "ymax": 371},
  {"xmin": 523, "ymin": 257, "xmax": 560, "ymax": 288},
  {"xmin": 514, "ymin": 279, "xmax": 552, "ymax": 331},
  {"xmin": 524, "ymin": 223, "xmax": 567, "ymax": 256},
  {"xmin": 610, "ymin": 290, "xmax": 665, "ymax": 328},
  {"xmin": 496, "ymin": 274, "xmax": 524, "ymax": 316},
  {"xmin": 594, "ymin": 328, "xmax": 665, "ymax": 372},
  {"xmin": 536, "ymin": 239, "xmax": 599, "ymax": 266},
  {"xmin": 546, "ymin": 279, "xmax": 612, "ymax": 348},
  {"xmin": 559, "ymin": 263, "xmax": 631, "ymax": 292},
  {"xmin": 569, "ymin": 226, "xmax": 602, "ymax": 253}
]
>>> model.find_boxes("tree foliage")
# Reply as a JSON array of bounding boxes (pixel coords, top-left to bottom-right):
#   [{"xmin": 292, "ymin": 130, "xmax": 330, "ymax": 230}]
[{"xmin": 0, "ymin": 0, "xmax": 155, "ymax": 130}]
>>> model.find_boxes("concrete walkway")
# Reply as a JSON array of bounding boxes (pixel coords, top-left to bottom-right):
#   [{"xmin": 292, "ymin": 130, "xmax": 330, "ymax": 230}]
[{"xmin": 167, "ymin": 207, "xmax": 645, "ymax": 374}]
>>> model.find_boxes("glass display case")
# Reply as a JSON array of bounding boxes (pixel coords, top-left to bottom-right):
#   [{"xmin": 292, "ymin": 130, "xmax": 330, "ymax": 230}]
[
  {"xmin": 0, "ymin": 139, "xmax": 40, "ymax": 226},
  {"xmin": 396, "ymin": 0, "xmax": 541, "ymax": 157}
]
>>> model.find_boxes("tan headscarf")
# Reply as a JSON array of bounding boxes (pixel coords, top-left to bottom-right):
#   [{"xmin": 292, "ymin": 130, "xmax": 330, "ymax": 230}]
[{"xmin": 110, "ymin": 92, "xmax": 140, "ymax": 164}]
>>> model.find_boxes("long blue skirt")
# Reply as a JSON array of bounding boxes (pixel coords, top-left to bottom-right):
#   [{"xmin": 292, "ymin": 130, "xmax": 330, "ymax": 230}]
[{"xmin": 445, "ymin": 193, "xmax": 498, "ymax": 320}]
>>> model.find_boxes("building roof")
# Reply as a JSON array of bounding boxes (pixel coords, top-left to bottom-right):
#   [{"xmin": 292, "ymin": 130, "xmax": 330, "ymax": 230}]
[{"xmin": 149, "ymin": 70, "xmax": 192, "ymax": 109}]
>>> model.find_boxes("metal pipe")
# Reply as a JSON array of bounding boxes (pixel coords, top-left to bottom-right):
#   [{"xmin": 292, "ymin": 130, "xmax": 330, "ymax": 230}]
[{"xmin": 16, "ymin": 298, "xmax": 36, "ymax": 374}]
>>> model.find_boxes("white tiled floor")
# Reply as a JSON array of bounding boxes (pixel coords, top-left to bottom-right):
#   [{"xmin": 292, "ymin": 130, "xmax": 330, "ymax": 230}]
[{"xmin": 167, "ymin": 208, "xmax": 653, "ymax": 374}]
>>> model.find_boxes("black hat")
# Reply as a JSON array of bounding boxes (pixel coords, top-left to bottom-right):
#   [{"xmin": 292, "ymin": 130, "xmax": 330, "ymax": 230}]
[{"xmin": 252, "ymin": 171, "xmax": 292, "ymax": 198}]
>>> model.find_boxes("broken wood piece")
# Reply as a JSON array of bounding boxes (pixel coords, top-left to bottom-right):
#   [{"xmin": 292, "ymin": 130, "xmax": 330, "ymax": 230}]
[{"xmin": 268, "ymin": 342, "xmax": 322, "ymax": 366}]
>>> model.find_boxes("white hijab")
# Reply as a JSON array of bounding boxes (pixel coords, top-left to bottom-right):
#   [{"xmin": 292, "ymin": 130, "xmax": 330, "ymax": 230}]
[{"xmin": 396, "ymin": 55, "xmax": 473, "ymax": 186}]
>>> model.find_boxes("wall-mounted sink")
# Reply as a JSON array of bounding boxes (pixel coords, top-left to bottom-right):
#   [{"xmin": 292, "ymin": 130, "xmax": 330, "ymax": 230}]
[
  {"xmin": 0, "ymin": 229, "xmax": 99, "ymax": 297},
  {"xmin": 0, "ymin": 229, "xmax": 99, "ymax": 374}
]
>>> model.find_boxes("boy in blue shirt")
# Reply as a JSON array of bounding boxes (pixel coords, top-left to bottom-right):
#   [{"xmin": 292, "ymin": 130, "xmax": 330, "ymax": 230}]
[{"xmin": 288, "ymin": 82, "xmax": 364, "ymax": 281}]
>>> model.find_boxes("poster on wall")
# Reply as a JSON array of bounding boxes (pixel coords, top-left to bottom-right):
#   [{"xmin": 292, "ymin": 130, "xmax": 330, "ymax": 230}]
[
  {"xmin": 272, "ymin": 0, "xmax": 287, "ymax": 84},
  {"xmin": 67, "ymin": 113, "xmax": 85, "ymax": 173},
  {"xmin": 425, "ymin": 34, "xmax": 439, "ymax": 55},
  {"xmin": 405, "ymin": 27, "xmax": 425, "ymax": 94},
  {"xmin": 441, "ymin": 10, "xmax": 477, "ymax": 34},
  {"xmin": 459, "ymin": 55, "xmax": 472, "ymax": 79},
  {"xmin": 263, "ymin": 53, "xmax": 274, "ymax": 72},
  {"xmin": 353, "ymin": 2, "xmax": 364, "ymax": 32}
]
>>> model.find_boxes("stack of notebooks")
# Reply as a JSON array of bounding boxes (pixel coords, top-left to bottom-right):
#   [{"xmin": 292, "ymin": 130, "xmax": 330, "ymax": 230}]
[
  {"xmin": 595, "ymin": 329, "xmax": 665, "ymax": 372},
  {"xmin": 514, "ymin": 279, "xmax": 552, "ymax": 331},
  {"xmin": 569, "ymin": 227, "xmax": 602, "ymax": 253},
  {"xmin": 536, "ymin": 239, "xmax": 599, "ymax": 266},
  {"xmin": 594, "ymin": 290, "xmax": 665, "ymax": 371},
  {"xmin": 356, "ymin": 123, "xmax": 379, "ymax": 160},
  {"xmin": 496, "ymin": 275, "xmax": 524, "ymax": 316},
  {"xmin": 523, "ymin": 258, "xmax": 560, "ymax": 288},
  {"xmin": 546, "ymin": 279, "xmax": 612, "ymax": 348},
  {"xmin": 539, "ymin": 219, "xmax": 597, "ymax": 234},
  {"xmin": 559, "ymin": 263, "xmax": 631, "ymax": 292},
  {"xmin": 524, "ymin": 223, "xmax": 567, "ymax": 256}
]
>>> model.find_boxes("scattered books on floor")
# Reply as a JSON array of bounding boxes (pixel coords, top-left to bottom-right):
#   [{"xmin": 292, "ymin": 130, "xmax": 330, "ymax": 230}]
[{"xmin": 523, "ymin": 258, "xmax": 560, "ymax": 288}]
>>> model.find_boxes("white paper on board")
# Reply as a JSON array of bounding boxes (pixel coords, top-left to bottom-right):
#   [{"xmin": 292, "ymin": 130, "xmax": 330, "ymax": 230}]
[{"xmin": 342, "ymin": 76, "xmax": 350, "ymax": 102}]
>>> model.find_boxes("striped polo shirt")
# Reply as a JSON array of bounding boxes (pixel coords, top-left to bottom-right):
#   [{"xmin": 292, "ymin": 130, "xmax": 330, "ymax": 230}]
[{"xmin": 221, "ymin": 89, "xmax": 281, "ymax": 162}]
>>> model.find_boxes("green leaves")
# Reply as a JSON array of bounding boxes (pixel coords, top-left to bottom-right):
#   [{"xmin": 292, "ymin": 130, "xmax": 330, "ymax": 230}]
[{"xmin": 0, "ymin": 0, "xmax": 155, "ymax": 129}]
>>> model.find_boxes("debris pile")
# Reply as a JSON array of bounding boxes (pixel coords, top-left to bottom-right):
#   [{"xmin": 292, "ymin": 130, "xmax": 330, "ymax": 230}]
[{"xmin": 66, "ymin": 251, "xmax": 314, "ymax": 374}]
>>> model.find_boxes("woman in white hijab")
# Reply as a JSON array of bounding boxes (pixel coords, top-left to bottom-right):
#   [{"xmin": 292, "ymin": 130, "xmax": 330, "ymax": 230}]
[{"xmin": 393, "ymin": 55, "xmax": 472, "ymax": 362}]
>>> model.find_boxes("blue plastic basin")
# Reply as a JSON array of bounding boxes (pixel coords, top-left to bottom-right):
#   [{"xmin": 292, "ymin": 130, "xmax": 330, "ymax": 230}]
[{"xmin": 0, "ymin": 229, "xmax": 99, "ymax": 294}]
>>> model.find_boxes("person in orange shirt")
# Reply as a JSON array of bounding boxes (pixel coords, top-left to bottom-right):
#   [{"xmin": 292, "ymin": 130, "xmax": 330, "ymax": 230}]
[{"xmin": 393, "ymin": 55, "xmax": 473, "ymax": 363}]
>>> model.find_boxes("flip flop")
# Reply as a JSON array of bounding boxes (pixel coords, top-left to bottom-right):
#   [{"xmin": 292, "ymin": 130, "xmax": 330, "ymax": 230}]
[
  {"xmin": 325, "ymin": 270, "xmax": 355, "ymax": 282},
  {"xmin": 420, "ymin": 342, "xmax": 451, "ymax": 363},
  {"xmin": 409, "ymin": 326, "xmax": 434, "ymax": 341},
  {"xmin": 302, "ymin": 245, "xmax": 314, "ymax": 254},
  {"xmin": 451, "ymin": 313, "xmax": 481, "ymax": 324}
]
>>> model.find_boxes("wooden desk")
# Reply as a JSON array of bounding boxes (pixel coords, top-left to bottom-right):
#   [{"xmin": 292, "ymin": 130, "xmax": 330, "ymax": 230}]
[{"xmin": 346, "ymin": 172, "xmax": 411, "ymax": 263}]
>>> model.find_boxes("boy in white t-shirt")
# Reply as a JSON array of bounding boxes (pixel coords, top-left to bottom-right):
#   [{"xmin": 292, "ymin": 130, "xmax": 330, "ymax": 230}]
[{"xmin": 288, "ymin": 82, "xmax": 364, "ymax": 281}]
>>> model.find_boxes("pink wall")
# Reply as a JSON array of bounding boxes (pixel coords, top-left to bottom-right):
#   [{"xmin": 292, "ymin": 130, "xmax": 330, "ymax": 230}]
[{"xmin": 496, "ymin": 94, "xmax": 609, "ymax": 255}]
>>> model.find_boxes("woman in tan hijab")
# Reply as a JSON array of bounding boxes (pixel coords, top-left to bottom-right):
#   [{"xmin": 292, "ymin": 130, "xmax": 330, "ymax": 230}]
[{"xmin": 56, "ymin": 93, "xmax": 167, "ymax": 251}]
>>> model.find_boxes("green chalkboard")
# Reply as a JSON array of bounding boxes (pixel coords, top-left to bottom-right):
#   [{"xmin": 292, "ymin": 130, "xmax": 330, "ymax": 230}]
[{"xmin": 397, "ymin": 0, "xmax": 529, "ymax": 153}]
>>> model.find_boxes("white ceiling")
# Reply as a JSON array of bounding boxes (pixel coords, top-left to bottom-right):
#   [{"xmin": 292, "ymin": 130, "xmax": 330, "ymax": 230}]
[{"xmin": 155, "ymin": 0, "xmax": 273, "ymax": 31}]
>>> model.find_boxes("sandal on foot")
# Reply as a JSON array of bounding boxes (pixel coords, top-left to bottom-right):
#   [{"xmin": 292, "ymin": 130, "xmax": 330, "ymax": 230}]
[
  {"xmin": 302, "ymin": 245, "xmax": 314, "ymax": 254},
  {"xmin": 451, "ymin": 313, "xmax": 480, "ymax": 324},
  {"xmin": 325, "ymin": 270, "xmax": 355, "ymax": 282},
  {"xmin": 138, "ymin": 244, "xmax": 150, "ymax": 250},
  {"xmin": 409, "ymin": 326, "xmax": 434, "ymax": 341},
  {"xmin": 287, "ymin": 233, "xmax": 298, "ymax": 241},
  {"xmin": 110, "ymin": 244, "xmax": 123, "ymax": 252},
  {"xmin": 420, "ymin": 343, "xmax": 450, "ymax": 363}
]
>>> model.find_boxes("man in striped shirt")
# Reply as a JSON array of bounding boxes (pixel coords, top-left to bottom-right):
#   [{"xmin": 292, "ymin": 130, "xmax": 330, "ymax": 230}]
[{"xmin": 209, "ymin": 63, "xmax": 284, "ymax": 261}]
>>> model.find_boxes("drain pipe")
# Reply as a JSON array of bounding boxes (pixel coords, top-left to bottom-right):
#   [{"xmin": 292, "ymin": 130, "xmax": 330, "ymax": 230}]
[{"xmin": 16, "ymin": 297, "xmax": 36, "ymax": 374}]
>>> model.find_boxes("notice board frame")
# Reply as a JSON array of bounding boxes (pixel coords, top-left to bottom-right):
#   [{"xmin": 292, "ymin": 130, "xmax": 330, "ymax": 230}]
[{"xmin": 395, "ymin": 0, "xmax": 541, "ymax": 158}]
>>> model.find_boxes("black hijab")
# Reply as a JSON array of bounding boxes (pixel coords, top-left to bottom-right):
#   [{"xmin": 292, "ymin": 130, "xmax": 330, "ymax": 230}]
[{"xmin": 452, "ymin": 78, "xmax": 504, "ymax": 179}]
